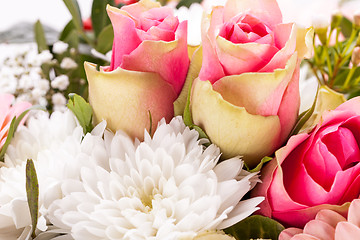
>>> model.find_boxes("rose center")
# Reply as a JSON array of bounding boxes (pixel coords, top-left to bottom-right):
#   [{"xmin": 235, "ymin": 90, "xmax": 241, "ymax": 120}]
[{"xmin": 219, "ymin": 14, "xmax": 271, "ymax": 44}]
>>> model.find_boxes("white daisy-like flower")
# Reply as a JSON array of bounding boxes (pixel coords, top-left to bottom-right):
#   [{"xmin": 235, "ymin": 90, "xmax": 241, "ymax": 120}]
[
  {"xmin": 48, "ymin": 116, "xmax": 263, "ymax": 240},
  {"xmin": 0, "ymin": 110, "xmax": 108, "ymax": 239}
]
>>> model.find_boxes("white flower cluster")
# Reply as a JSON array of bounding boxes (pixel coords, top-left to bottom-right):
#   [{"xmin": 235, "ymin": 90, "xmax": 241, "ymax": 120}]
[
  {"xmin": 0, "ymin": 42, "xmax": 74, "ymax": 111},
  {"xmin": 0, "ymin": 111, "xmax": 263, "ymax": 240}
]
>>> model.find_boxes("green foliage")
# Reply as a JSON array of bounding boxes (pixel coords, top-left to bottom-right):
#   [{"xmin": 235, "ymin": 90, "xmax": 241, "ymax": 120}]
[
  {"xmin": 245, "ymin": 156, "xmax": 272, "ymax": 173},
  {"xmin": 34, "ymin": 20, "xmax": 48, "ymax": 53},
  {"xmin": 176, "ymin": 0, "xmax": 202, "ymax": 8},
  {"xmin": 91, "ymin": 0, "xmax": 113, "ymax": 38},
  {"xmin": 307, "ymin": 15, "xmax": 360, "ymax": 98},
  {"xmin": 225, "ymin": 215, "xmax": 285, "ymax": 240},
  {"xmin": 67, "ymin": 93, "xmax": 93, "ymax": 134},
  {"xmin": 62, "ymin": 0, "xmax": 83, "ymax": 32},
  {"xmin": 26, "ymin": 159, "xmax": 39, "ymax": 239},
  {"xmin": 95, "ymin": 24, "xmax": 114, "ymax": 54}
]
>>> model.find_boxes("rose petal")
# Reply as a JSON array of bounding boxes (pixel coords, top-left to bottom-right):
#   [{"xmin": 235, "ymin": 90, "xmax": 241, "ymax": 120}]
[
  {"xmin": 85, "ymin": 62, "xmax": 177, "ymax": 141},
  {"xmin": 191, "ymin": 78, "xmax": 281, "ymax": 168},
  {"xmin": 121, "ymin": 21, "xmax": 189, "ymax": 95},
  {"xmin": 260, "ymin": 23, "xmax": 296, "ymax": 72},
  {"xmin": 279, "ymin": 228, "xmax": 303, "ymax": 240},
  {"xmin": 121, "ymin": 0, "xmax": 160, "ymax": 20},
  {"xmin": 198, "ymin": 6, "xmax": 226, "ymax": 83},
  {"xmin": 213, "ymin": 53, "xmax": 297, "ymax": 117},
  {"xmin": 107, "ymin": 6, "xmax": 142, "ymax": 71},
  {"xmin": 224, "ymin": 0, "xmax": 282, "ymax": 28},
  {"xmin": 215, "ymin": 36, "xmax": 279, "ymax": 75}
]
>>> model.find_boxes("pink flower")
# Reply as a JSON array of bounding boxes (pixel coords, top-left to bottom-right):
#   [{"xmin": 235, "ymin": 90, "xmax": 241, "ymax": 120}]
[
  {"xmin": 280, "ymin": 199, "xmax": 360, "ymax": 240},
  {"xmin": 107, "ymin": 0, "xmax": 189, "ymax": 95},
  {"xmin": 0, "ymin": 94, "xmax": 31, "ymax": 150},
  {"xmin": 86, "ymin": 0, "xmax": 189, "ymax": 141},
  {"xmin": 190, "ymin": 0, "xmax": 312, "ymax": 167},
  {"xmin": 252, "ymin": 97, "xmax": 360, "ymax": 228}
]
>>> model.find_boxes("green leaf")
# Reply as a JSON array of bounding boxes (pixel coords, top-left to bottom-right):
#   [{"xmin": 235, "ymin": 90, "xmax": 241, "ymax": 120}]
[
  {"xmin": 95, "ymin": 24, "xmax": 114, "ymax": 54},
  {"xmin": 176, "ymin": 0, "xmax": 202, "ymax": 8},
  {"xmin": 91, "ymin": 0, "xmax": 112, "ymax": 38},
  {"xmin": 26, "ymin": 159, "xmax": 39, "ymax": 239},
  {"xmin": 67, "ymin": 93, "xmax": 93, "ymax": 134},
  {"xmin": 0, "ymin": 106, "xmax": 45, "ymax": 161},
  {"xmin": 191, "ymin": 125, "xmax": 210, "ymax": 141},
  {"xmin": 34, "ymin": 20, "xmax": 48, "ymax": 53},
  {"xmin": 62, "ymin": 0, "xmax": 83, "ymax": 32},
  {"xmin": 245, "ymin": 156, "xmax": 272, "ymax": 173},
  {"xmin": 339, "ymin": 16, "xmax": 353, "ymax": 38},
  {"xmin": 63, "ymin": 29, "xmax": 79, "ymax": 49},
  {"xmin": 224, "ymin": 215, "xmax": 285, "ymax": 240},
  {"xmin": 59, "ymin": 20, "xmax": 76, "ymax": 41}
]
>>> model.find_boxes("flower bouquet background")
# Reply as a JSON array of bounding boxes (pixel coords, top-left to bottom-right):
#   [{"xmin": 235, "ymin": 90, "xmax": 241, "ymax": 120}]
[{"xmin": 1, "ymin": 0, "xmax": 360, "ymax": 239}]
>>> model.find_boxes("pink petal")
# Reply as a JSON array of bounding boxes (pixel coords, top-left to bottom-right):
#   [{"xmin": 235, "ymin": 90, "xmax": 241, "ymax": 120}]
[
  {"xmin": 335, "ymin": 222, "xmax": 360, "ymax": 239},
  {"xmin": 107, "ymin": 8, "xmax": 142, "ymax": 71},
  {"xmin": 273, "ymin": 203, "xmax": 349, "ymax": 228},
  {"xmin": 215, "ymin": 38, "xmax": 278, "ymax": 75},
  {"xmin": 121, "ymin": 0, "xmax": 161, "ymax": 19},
  {"xmin": 198, "ymin": 7, "xmax": 226, "ymax": 83},
  {"xmin": 315, "ymin": 209, "xmax": 346, "ymax": 228},
  {"xmin": 260, "ymin": 23, "xmax": 296, "ymax": 72},
  {"xmin": 348, "ymin": 199, "xmax": 360, "ymax": 227},
  {"xmin": 303, "ymin": 219, "xmax": 335, "ymax": 240},
  {"xmin": 335, "ymin": 96, "xmax": 360, "ymax": 115},
  {"xmin": 224, "ymin": 0, "xmax": 282, "ymax": 29},
  {"xmin": 279, "ymin": 228, "xmax": 303, "ymax": 240},
  {"xmin": 0, "ymin": 94, "xmax": 15, "ymax": 125},
  {"xmin": 275, "ymin": 58, "xmax": 300, "ymax": 143},
  {"xmin": 121, "ymin": 21, "xmax": 189, "ymax": 95}
]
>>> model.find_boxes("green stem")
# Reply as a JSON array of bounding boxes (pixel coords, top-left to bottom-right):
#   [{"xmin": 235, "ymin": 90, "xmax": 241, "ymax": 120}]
[{"xmin": 343, "ymin": 67, "xmax": 357, "ymax": 89}]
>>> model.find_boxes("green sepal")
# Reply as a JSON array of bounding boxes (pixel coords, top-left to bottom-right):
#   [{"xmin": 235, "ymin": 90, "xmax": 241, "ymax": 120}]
[
  {"xmin": 224, "ymin": 215, "xmax": 285, "ymax": 240},
  {"xmin": 34, "ymin": 20, "xmax": 49, "ymax": 53},
  {"xmin": 67, "ymin": 93, "xmax": 93, "ymax": 134},
  {"xmin": 0, "ymin": 106, "xmax": 45, "ymax": 162},
  {"xmin": 26, "ymin": 159, "xmax": 39, "ymax": 239},
  {"xmin": 245, "ymin": 156, "xmax": 272, "ymax": 173},
  {"xmin": 176, "ymin": 0, "xmax": 202, "ymax": 8}
]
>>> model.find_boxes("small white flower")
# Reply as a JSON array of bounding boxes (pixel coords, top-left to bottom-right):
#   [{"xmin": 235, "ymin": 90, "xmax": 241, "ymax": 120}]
[
  {"xmin": 52, "ymin": 41, "xmax": 69, "ymax": 55},
  {"xmin": 51, "ymin": 75, "xmax": 69, "ymax": 91},
  {"xmin": 36, "ymin": 79, "xmax": 50, "ymax": 93},
  {"xmin": 37, "ymin": 50, "xmax": 54, "ymax": 65},
  {"xmin": 52, "ymin": 93, "xmax": 67, "ymax": 112},
  {"xmin": 175, "ymin": 3, "xmax": 203, "ymax": 46},
  {"xmin": 48, "ymin": 117, "xmax": 263, "ymax": 240},
  {"xmin": 18, "ymin": 74, "xmax": 34, "ymax": 89},
  {"xmin": 60, "ymin": 57, "xmax": 78, "ymax": 69}
]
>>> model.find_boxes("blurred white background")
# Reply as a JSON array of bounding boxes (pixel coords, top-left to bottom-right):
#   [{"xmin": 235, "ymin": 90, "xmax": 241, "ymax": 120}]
[{"xmin": 0, "ymin": 0, "xmax": 93, "ymax": 32}]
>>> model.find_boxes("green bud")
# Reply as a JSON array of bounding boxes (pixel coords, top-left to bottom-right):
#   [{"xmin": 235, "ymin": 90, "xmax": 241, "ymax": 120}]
[
  {"xmin": 313, "ymin": 17, "xmax": 329, "ymax": 45},
  {"xmin": 331, "ymin": 12, "xmax": 342, "ymax": 30}
]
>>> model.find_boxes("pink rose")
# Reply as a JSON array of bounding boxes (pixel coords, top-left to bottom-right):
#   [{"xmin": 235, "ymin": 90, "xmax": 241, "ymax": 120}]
[
  {"xmin": 86, "ymin": 0, "xmax": 189, "ymax": 140},
  {"xmin": 252, "ymin": 97, "xmax": 360, "ymax": 228},
  {"xmin": 0, "ymin": 94, "xmax": 31, "ymax": 149},
  {"xmin": 191, "ymin": 0, "xmax": 312, "ymax": 167},
  {"xmin": 107, "ymin": 0, "xmax": 188, "ymax": 95}
]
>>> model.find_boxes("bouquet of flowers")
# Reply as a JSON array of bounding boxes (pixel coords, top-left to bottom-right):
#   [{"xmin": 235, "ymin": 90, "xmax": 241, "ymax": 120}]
[{"xmin": 1, "ymin": 0, "xmax": 360, "ymax": 239}]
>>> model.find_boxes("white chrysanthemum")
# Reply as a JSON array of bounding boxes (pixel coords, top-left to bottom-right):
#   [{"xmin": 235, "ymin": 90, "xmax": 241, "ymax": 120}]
[
  {"xmin": 48, "ymin": 117, "xmax": 263, "ymax": 240},
  {"xmin": 0, "ymin": 110, "xmax": 106, "ymax": 239}
]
